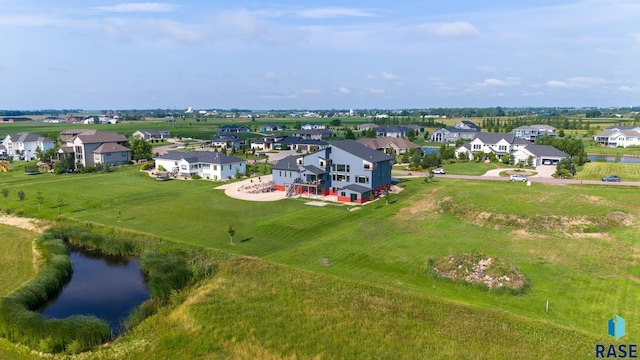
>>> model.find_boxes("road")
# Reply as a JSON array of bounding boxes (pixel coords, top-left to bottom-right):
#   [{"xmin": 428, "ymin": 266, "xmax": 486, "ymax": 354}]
[{"xmin": 393, "ymin": 167, "xmax": 640, "ymax": 187}]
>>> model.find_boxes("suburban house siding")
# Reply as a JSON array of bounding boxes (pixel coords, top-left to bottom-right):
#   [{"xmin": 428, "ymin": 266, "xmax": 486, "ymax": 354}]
[
  {"xmin": 3, "ymin": 133, "xmax": 55, "ymax": 160},
  {"xmin": 272, "ymin": 140, "xmax": 393, "ymax": 203}
]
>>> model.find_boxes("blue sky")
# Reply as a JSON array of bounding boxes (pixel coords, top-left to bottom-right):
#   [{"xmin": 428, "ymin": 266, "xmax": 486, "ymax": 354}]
[{"xmin": 1, "ymin": 1, "xmax": 639, "ymax": 110}]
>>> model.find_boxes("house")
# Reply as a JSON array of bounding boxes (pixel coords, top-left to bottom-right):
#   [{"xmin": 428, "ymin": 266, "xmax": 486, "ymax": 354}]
[
  {"xmin": 511, "ymin": 145, "xmax": 568, "ymax": 166},
  {"xmin": 92, "ymin": 143, "xmax": 132, "ymax": 167},
  {"xmin": 210, "ymin": 135, "xmax": 244, "ymax": 150},
  {"xmin": 301, "ymin": 123, "xmax": 326, "ymax": 130},
  {"xmin": 0, "ymin": 117, "xmax": 32, "ymax": 123},
  {"xmin": 277, "ymin": 137, "xmax": 328, "ymax": 152},
  {"xmin": 132, "ymin": 130, "xmax": 170, "ymax": 141},
  {"xmin": 454, "ymin": 120, "xmax": 482, "ymax": 132},
  {"xmin": 83, "ymin": 116, "xmax": 118, "ymax": 125},
  {"xmin": 594, "ymin": 126, "xmax": 640, "ymax": 148},
  {"xmin": 455, "ymin": 133, "xmax": 529, "ymax": 160},
  {"xmin": 58, "ymin": 130, "xmax": 130, "ymax": 168},
  {"xmin": 357, "ymin": 123, "xmax": 379, "ymax": 131},
  {"xmin": 375, "ymin": 126, "xmax": 410, "ymax": 138},
  {"xmin": 154, "ymin": 151, "xmax": 246, "ymax": 180},
  {"xmin": 294, "ymin": 129, "xmax": 333, "ymax": 140},
  {"xmin": 272, "ymin": 140, "xmax": 394, "ymax": 204},
  {"xmin": 512, "ymin": 125, "xmax": 556, "ymax": 142},
  {"xmin": 357, "ymin": 137, "xmax": 421, "ymax": 155},
  {"xmin": 216, "ymin": 125, "xmax": 251, "ymax": 135},
  {"xmin": 2, "ymin": 132, "xmax": 55, "ymax": 161},
  {"xmin": 260, "ymin": 124, "xmax": 283, "ymax": 132},
  {"xmin": 404, "ymin": 124, "xmax": 425, "ymax": 134},
  {"xmin": 430, "ymin": 127, "xmax": 478, "ymax": 143},
  {"xmin": 250, "ymin": 135, "xmax": 287, "ymax": 150}
]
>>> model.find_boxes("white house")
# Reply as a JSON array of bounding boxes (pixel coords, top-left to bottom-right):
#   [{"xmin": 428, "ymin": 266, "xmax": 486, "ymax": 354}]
[
  {"xmin": 154, "ymin": 151, "xmax": 246, "ymax": 180},
  {"xmin": 511, "ymin": 145, "xmax": 568, "ymax": 166},
  {"xmin": 301, "ymin": 123, "xmax": 326, "ymax": 130},
  {"xmin": 3, "ymin": 132, "xmax": 55, "ymax": 161},
  {"xmin": 132, "ymin": 130, "xmax": 170, "ymax": 141},
  {"xmin": 512, "ymin": 125, "xmax": 556, "ymax": 142},
  {"xmin": 594, "ymin": 127, "xmax": 640, "ymax": 148},
  {"xmin": 455, "ymin": 133, "xmax": 529, "ymax": 160}
]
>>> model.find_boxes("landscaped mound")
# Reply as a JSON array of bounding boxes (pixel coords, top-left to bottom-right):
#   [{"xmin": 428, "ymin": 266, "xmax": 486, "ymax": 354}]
[{"xmin": 429, "ymin": 252, "xmax": 528, "ymax": 294}]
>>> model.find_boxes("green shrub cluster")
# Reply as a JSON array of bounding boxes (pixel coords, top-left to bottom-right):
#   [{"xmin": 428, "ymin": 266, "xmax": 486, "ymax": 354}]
[
  {"xmin": 141, "ymin": 251, "xmax": 193, "ymax": 301},
  {"xmin": 0, "ymin": 230, "xmax": 111, "ymax": 354}
]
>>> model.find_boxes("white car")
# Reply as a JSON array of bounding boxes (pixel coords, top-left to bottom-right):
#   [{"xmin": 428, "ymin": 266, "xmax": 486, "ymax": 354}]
[
  {"xmin": 509, "ymin": 174, "xmax": 528, "ymax": 182},
  {"xmin": 432, "ymin": 168, "xmax": 445, "ymax": 174}
]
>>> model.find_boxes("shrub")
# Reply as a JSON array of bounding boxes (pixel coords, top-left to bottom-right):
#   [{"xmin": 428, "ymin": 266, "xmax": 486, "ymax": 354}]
[
  {"xmin": 140, "ymin": 161, "xmax": 155, "ymax": 171},
  {"xmin": 141, "ymin": 251, "xmax": 193, "ymax": 301},
  {"xmin": 191, "ymin": 174, "xmax": 201, "ymax": 180}
]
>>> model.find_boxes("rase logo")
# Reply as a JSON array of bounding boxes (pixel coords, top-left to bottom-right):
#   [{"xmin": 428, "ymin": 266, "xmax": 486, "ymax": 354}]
[{"xmin": 596, "ymin": 315, "xmax": 637, "ymax": 359}]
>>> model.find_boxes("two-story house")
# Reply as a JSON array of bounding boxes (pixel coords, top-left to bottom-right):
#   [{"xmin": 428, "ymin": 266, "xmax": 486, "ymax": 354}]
[
  {"xmin": 272, "ymin": 140, "xmax": 394, "ymax": 204},
  {"xmin": 593, "ymin": 126, "xmax": 640, "ymax": 148},
  {"xmin": 210, "ymin": 135, "xmax": 244, "ymax": 150},
  {"xmin": 512, "ymin": 125, "xmax": 556, "ymax": 142},
  {"xmin": 215, "ymin": 125, "xmax": 251, "ymax": 135},
  {"xmin": 375, "ymin": 126, "xmax": 409, "ymax": 138},
  {"xmin": 59, "ymin": 130, "xmax": 130, "ymax": 168},
  {"xmin": 3, "ymin": 132, "xmax": 55, "ymax": 161},
  {"xmin": 455, "ymin": 133, "xmax": 529, "ymax": 160},
  {"xmin": 132, "ymin": 130, "xmax": 170, "ymax": 141},
  {"xmin": 293, "ymin": 129, "xmax": 333, "ymax": 140}
]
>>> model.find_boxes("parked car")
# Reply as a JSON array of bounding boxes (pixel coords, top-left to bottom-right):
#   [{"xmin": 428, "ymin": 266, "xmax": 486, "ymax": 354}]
[
  {"xmin": 432, "ymin": 168, "xmax": 445, "ymax": 174},
  {"xmin": 542, "ymin": 160, "xmax": 552, "ymax": 165},
  {"xmin": 509, "ymin": 174, "xmax": 528, "ymax": 182},
  {"xmin": 602, "ymin": 175, "xmax": 621, "ymax": 182}
]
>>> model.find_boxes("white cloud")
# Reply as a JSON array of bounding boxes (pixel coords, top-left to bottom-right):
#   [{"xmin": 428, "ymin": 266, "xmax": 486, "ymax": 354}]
[
  {"xmin": 618, "ymin": 86, "xmax": 640, "ymax": 92},
  {"xmin": 297, "ymin": 7, "xmax": 377, "ymax": 19},
  {"xmin": 545, "ymin": 77, "xmax": 609, "ymax": 89},
  {"xmin": 215, "ymin": 9, "xmax": 307, "ymax": 45},
  {"xmin": 338, "ymin": 87, "xmax": 351, "ymax": 94},
  {"xmin": 381, "ymin": 72, "xmax": 397, "ymax": 81},
  {"xmin": 96, "ymin": 3, "xmax": 178, "ymax": 13},
  {"xmin": 413, "ymin": 21, "xmax": 480, "ymax": 38},
  {"xmin": 367, "ymin": 88, "xmax": 385, "ymax": 94},
  {"xmin": 475, "ymin": 77, "xmax": 520, "ymax": 87}
]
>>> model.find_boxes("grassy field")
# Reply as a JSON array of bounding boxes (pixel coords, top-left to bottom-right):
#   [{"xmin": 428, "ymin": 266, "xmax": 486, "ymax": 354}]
[
  {"xmin": 574, "ymin": 162, "xmax": 640, "ymax": 181},
  {"xmin": 0, "ymin": 158, "xmax": 639, "ymax": 357}
]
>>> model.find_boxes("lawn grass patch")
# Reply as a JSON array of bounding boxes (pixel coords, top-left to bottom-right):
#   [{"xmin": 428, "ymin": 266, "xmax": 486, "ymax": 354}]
[
  {"xmin": 574, "ymin": 162, "xmax": 640, "ymax": 181},
  {"xmin": 439, "ymin": 162, "xmax": 498, "ymax": 175}
]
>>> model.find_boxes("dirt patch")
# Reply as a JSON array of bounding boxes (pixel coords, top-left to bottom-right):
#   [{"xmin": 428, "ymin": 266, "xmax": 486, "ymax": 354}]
[
  {"xmin": 436, "ymin": 197, "xmax": 635, "ymax": 233},
  {"xmin": 395, "ymin": 188, "xmax": 439, "ymax": 221},
  {"xmin": 0, "ymin": 215, "xmax": 47, "ymax": 233},
  {"xmin": 431, "ymin": 252, "xmax": 527, "ymax": 291}
]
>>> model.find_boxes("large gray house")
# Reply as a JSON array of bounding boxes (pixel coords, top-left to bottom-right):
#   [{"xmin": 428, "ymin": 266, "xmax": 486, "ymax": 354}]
[{"xmin": 272, "ymin": 140, "xmax": 394, "ymax": 204}]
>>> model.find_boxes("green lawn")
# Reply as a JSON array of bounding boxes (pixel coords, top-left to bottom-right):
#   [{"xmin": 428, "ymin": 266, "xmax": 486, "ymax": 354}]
[
  {"xmin": 574, "ymin": 162, "xmax": 640, "ymax": 181},
  {"xmin": 0, "ymin": 163, "xmax": 639, "ymax": 358}
]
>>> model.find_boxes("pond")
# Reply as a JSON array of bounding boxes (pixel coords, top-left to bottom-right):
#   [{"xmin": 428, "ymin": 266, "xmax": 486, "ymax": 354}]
[
  {"xmin": 38, "ymin": 246, "xmax": 151, "ymax": 335},
  {"xmin": 588, "ymin": 155, "xmax": 640, "ymax": 164}
]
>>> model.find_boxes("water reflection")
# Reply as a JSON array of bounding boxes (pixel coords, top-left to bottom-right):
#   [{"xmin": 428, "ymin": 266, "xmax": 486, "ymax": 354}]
[{"xmin": 38, "ymin": 246, "xmax": 150, "ymax": 335}]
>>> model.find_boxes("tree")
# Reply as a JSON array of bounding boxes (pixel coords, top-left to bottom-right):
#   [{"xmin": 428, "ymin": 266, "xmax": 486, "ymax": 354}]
[
  {"xmin": 293, "ymin": 120, "xmax": 301, "ymax": 130},
  {"xmin": 56, "ymin": 196, "xmax": 63, "ymax": 214},
  {"xmin": 128, "ymin": 137, "xmax": 153, "ymax": 161},
  {"xmin": 17, "ymin": 190, "xmax": 25, "ymax": 204},
  {"xmin": 35, "ymin": 191, "xmax": 44, "ymax": 211},
  {"xmin": 344, "ymin": 128, "xmax": 356, "ymax": 140},
  {"xmin": 54, "ymin": 153, "xmax": 75, "ymax": 174},
  {"xmin": 558, "ymin": 129, "xmax": 565, "ymax": 137},
  {"xmin": 227, "ymin": 225, "xmax": 235, "ymax": 244},
  {"xmin": 330, "ymin": 119, "xmax": 341, "ymax": 126},
  {"xmin": 407, "ymin": 129, "xmax": 416, "ymax": 142},
  {"xmin": 365, "ymin": 128, "xmax": 376, "ymax": 138}
]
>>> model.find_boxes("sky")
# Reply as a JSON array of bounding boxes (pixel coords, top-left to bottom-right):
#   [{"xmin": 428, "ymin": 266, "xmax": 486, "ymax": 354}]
[{"xmin": 1, "ymin": 0, "xmax": 639, "ymax": 110}]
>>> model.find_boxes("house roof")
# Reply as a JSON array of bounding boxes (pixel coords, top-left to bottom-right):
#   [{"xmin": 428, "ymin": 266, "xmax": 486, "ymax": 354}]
[
  {"xmin": 136, "ymin": 130, "xmax": 169, "ymax": 136},
  {"xmin": 376, "ymin": 126, "xmax": 409, "ymax": 133},
  {"xmin": 521, "ymin": 145, "xmax": 568, "ymax": 158},
  {"xmin": 210, "ymin": 135, "xmax": 242, "ymax": 142},
  {"xmin": 342, "ymin": 184, "xmax": 371, "ymax": 193},
  {"xmin": 513, "ymin": 124, "xmax": 556, "ymax": 131},
  {"xmin": 279, "ymin": 137, "xmax": 328, "ymax": 146},
  {"xmin": 303, "ymin": 165, "xmax": 326, "ymax": 175},
  {"xmin": 294, "ymin": 129, "xmax": 332, "ymax": 135},
  {"xmin": 272, "ymin": 155, "xmax": 302, "ymax": 170},
  {"xmin": 435, "ymin": 126, "xmax": 478, "ymax": 133},
  {"xmin": 94, "ymin": 143, "xmax": 131, "ymax": 154},
  {"xmin": 155, "ymin": 151, "xmax": 245, "ymax": 165},
  {"xmin": 76, "ymin": 131, "xmax": 127, "ymax": 144},
  {"xmin": 6, "ymin": 132, "xmax": 53, "ymax": 143},
  {"xmin": 357, "ymin": 137, "xmax": 420, "ymax": 150},
  {"xmin": 471, "ymin": 132, "xmax": 528, "ymax": 145},
  {"xmin": 330, "ymin": 140, "xmax": 394, "ymax": 163}
]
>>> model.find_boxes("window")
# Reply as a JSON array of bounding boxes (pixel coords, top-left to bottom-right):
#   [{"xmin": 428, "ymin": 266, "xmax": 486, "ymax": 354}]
[
  {"xmin": 106, "ymin": 153, "xmax": 111, "ymax": 157},
  {"xmin": 340, "ymin": 192, "xmax": 346, "ymax": 196},
  {"xmin": 94, "ymin": 154, "xmax": 100, "ymax": 161},
  {"xmin": 75, "ymin": 146, "xmax": 83, "ymax": 153},
  {"xmin": 202, "ymin": 164, "xmax": 210, "ymax": 169},
  {"xmin": 473, "ymin": 144, "xmax": 482, "ymax": 150},
  {"xmin": 363, "ymin": 163, "xmax": 371, "ymax": 170},
  {"xmin": 229, "ymin": 165, "xmax": 232, "ymax": 169},
  {"xmin": 498, "ymin": 145, "xmax": 507, "ymax": 152},
  {"xmin": 180, "ymin": 165, "xmax": 187, "ymax": 170},
  {"xmin": 332, "ymin": 174, "xmax": 349, "ymax": 182},
  {"xmin": 355, "ymin": 176, "xmax": 369, "ymax": 184},
  {"xmin": 336, "ymin": 164, "xmax": 349, "ymax": 172},
  {"xmin": 122, "ymin": 152, "xmax": 127, "ymax": 157},
  {"xmin": 213, "ymin": 165, "xmax": 217, "ymax": 170}
]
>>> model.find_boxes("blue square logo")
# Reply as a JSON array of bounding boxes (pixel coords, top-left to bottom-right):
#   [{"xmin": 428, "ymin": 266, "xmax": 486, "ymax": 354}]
[{"xmin": 608, "ymin": 315, "xmax": 625, "ymax": 340}]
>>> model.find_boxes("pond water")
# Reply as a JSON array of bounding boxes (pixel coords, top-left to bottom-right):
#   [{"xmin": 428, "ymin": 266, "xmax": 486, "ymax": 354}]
[
  {"xmin": 38, "ymin": 247, "xmax": 150, "ymax": 335},
  {"xmin": 588, "ymin": 155, "xmax": 640, "ymax": 164}
]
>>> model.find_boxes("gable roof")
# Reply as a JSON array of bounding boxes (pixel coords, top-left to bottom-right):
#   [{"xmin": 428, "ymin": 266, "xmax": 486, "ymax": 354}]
[
  {"xmin": 357, "ymin": 137, "xmax": 421, "ymax": 150},
  {"xmin": 279, "ymin": 137, "xmax": 328, "ymax": 146},
  {"xmin": 6, "ymin": 132, "xmax": 53, "ymax": 143},
  {"xmin": 435, "ymin": 126, "xmax": 478, "ymax": 134},
  {"xmin": 76, "ymin": 131, "xmax": 127, "ymax": 144},
  {"xmin": 155, "ymin": 151, "xmax": 244, "ymax": 165},
  {"xmin": 94, "ymin": 143, "xmax": 130, "ymax": 154},
  {"xmin": 520, "ymin": 145, "xmax": 568, "ymax": 157},
  {"xmin": 471, "ymin": 132, "xmax": 528, "ymax": 145},
  {"xmin": 330, "ymin": 140, "xmax": 394, "ymax": 163},
  {"xmin": 272, "ymin": 155, "xmax": 302, "ymax": 171}
]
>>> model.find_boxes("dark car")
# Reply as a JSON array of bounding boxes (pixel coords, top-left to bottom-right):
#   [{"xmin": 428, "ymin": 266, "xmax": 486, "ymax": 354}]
[{"xmin": 602, "ymin": 175, "xmax": 621, "ymax": 182}]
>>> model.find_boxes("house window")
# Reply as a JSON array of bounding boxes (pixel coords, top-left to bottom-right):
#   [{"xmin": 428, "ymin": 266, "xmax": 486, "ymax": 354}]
[
  {"xmin": 473, "ymin": 144, "xmax": 482, "ymax": 150},
  {"xmin": 229, "ymin": 165, "xmax": 232, "ymax": 169},
  {"xmin": 340, "ymin": 192, "xmax": 346, "ymax": 196},
  {"xmin": 332, "ymin": 174, "xmax": 349, "ymax": 182},
  {"xmin": 319, "ymin": 160, "xmax": 324, "ymax": 167},
  {"xmin": 180, "ymin": 165, "xmax": 187, "ymax": 170},
  {"xmin": 202, "ymin": 164, "xmax": 210, "ymax": 169},
  {"xmin": 106, "ymin": 153, "xmax": 111, "ymax": 157},
  {"xmin": 336, "ymin": 164, "xmax": 349, "ymax": 172},
  {"xmin": 355, "ymin": 176, "xmax": 369, "ymax": 184},
  {"xmin": 94, "ymin": 154, "xmax": 100, "ymax": 161},
  {"xmin": 498, "ymin": 145, "xmax": 507, "ymax": 152},
  {"xmin": 213, "ymin": 165, "xmax": 217, "ymax": 170},
  {"xmin": 75, "ymin": 146, "xmax": 83, "ymax": 153}
]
